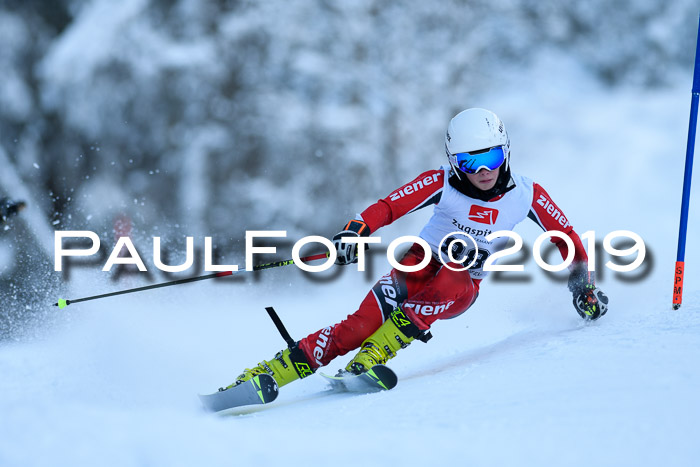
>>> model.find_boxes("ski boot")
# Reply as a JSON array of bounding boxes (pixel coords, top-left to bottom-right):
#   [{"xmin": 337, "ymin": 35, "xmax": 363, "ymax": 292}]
[
  {"xmin": 223, "ymin": 343, "xmax": 315, "ymax": 390},
  {"xmin": 345, "ymin": 306, "xmax": 432, "ymax": 375}
]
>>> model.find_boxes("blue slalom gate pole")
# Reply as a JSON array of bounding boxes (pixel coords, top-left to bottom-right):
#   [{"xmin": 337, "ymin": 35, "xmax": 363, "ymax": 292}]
[{"xmin": 673, "ymin": 15, "xmax": 700, "ymax": 310}]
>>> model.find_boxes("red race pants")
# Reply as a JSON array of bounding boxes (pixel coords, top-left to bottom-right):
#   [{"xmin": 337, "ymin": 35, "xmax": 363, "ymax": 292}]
[{"xmin": 298, "ymin": 243, "xmax": 480, "ymax": 369}]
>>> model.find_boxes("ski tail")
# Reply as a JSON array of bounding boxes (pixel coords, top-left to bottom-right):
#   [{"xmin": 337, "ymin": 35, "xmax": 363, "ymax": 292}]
[{"xmin": 320, "ymin": 364, "xmax": 398, "ymax": 393}]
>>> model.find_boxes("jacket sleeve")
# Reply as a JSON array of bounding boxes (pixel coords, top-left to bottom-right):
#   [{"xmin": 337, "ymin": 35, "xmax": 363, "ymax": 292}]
[
  {"xmin": 527, "ymin": 182, "xmax": 589, "ymax": 269},
  {"xmin": 359, "ymin": 170, "xmax": 444, "ymax": 233}
]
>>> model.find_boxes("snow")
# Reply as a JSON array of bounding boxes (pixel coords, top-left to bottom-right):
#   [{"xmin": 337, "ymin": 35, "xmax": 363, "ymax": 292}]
[
  {"xmin": 2, "ymin": 4, "xmax": 700, "ymax": 467},
  {"xmin": 1, "ymin": 271, "xmax": 699, "ymax": 466},
  {"xmin": 38, "ymin": 0, "xmax": 148, "ymax": 86},
  {"xmin": 2, "ymin": 72, "xmax": 700, "ymax": 466}
]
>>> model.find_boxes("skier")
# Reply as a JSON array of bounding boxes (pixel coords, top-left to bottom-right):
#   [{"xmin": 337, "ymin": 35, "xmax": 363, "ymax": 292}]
[
  {"xmin": 225, "ymin": 108, "xmax": 609, "ymax": 391},
  {"xmin": 0, "ymin": 198, "xmax": 26, "ymax": 224}
]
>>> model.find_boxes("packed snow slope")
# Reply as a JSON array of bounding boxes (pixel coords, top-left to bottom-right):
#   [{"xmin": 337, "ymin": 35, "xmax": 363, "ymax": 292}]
[{"xmin": 1, "ymin": 67, "xmax": 700, "ymax": 467}]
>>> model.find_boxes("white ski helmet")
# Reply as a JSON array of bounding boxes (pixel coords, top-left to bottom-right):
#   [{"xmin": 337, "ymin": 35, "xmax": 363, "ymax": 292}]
[{"xmin": 445, "ymin": 108, "xmax": 510, "ymax": 177}]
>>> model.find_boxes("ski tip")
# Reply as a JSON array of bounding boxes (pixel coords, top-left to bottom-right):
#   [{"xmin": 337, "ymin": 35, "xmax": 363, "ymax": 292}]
[
  {"xmin": 198, "ymin": 393, "xmax": 222, "ymax": 413},
  {"xmin": 199, "ymin": 374, "xmax": 279, "ymax": 413}
]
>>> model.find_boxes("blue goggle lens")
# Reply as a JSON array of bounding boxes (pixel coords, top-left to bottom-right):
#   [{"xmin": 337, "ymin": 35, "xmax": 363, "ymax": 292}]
[{"xmin": 452, "ymin": 146, "xmax": 506, "ymax": 174}]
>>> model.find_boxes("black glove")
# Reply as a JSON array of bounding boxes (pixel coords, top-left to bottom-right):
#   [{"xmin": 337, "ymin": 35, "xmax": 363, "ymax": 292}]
[
  {"xmin": 332, "ymin": 219, "xmax": 371, "ymax": 266},
  {"xmin": 0, "ymin": 198, "xmax": 26, "ymax": 222},
  {"xmin": 568, "ymin": 266, "xmax": 608, "ymax": 321}
]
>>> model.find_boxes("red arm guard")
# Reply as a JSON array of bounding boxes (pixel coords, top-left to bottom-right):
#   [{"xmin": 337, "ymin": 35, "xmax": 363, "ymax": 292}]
[
  {"xmin": 528, "ymin": 183, "xmax": 588, "ymax": 268},
  {"xmin": 359, "ymin": 170, "xmax": 444, "ymax": 233}
]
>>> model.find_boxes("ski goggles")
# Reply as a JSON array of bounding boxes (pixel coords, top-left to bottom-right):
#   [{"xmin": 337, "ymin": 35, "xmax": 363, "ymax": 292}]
[{"xmin": 449, "ymin": 145, "xmax": 506, "ymax": 174}]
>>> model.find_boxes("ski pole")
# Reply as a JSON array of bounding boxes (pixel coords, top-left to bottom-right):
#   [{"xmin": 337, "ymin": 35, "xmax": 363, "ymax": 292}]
[
  {"xmin": 265, "ymin": 306, "xmax": 296, "ymax": 348},
  {"xmin": 54, "ymin": 252, "xmax": 330, "ymax": 309},
  {"xmin": 672, "ymin": 14, "xmax": 700, "ymax": 310}
]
